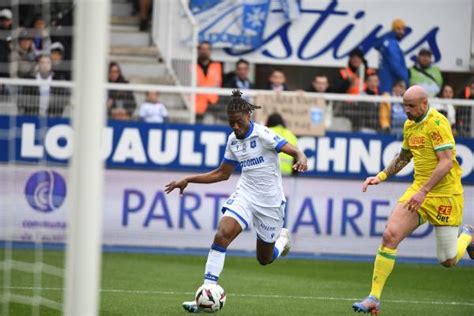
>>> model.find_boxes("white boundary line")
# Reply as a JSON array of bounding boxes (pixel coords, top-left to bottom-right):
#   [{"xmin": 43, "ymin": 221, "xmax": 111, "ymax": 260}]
[{"xmin": 4, "ymin": 286, "xmax": 474, "ymax": 307}]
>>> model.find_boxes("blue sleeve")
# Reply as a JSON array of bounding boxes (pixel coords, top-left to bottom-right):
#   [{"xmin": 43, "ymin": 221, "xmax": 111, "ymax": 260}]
[
  {"xmin": 275, "ymin": 139, "xmax": 288, "ymax": 153},
  {"xmin": 386, "ymin": 40, "xmax": 409, "ymax": 83}
]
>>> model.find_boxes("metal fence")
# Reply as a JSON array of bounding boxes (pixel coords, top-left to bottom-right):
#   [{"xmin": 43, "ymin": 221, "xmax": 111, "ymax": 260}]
[{"xmin": 1, "ymin": 79, "xmax": 473, "ymax": 138}]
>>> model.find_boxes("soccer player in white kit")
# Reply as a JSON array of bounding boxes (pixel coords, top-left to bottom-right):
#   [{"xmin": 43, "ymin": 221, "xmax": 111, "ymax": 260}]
[{"xmin": 165, "ymin": 90, "xmax": 308, "ymax": 313}]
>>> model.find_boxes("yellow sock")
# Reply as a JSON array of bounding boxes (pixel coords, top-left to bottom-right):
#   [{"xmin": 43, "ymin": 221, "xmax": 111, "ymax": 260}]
[
  {"xmin": 369, "ymin": 246, "xmax": 397, "ymax": 300},
  {"xmin": 456, "ymin": 231, "xmax": 473, "ymax": 263}
]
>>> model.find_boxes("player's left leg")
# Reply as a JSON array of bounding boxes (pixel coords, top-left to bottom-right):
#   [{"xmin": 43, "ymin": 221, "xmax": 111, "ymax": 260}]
[
  {"xmin": 255, "ymin": 228, "xmax": 290, "ymax": 265},
  {"xmin": 254, "ymin": 203, "xmax": 288, "ymax": 265}
]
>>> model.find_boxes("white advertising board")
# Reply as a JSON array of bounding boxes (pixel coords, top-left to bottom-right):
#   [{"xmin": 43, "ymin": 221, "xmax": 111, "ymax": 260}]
[
  {"xmin": 1, "ymin": 165, "xmax": 473, "ymax": 259},
  {"xmin": 181, "ymin": 0, "xmax": 473, "ymax": 71}
]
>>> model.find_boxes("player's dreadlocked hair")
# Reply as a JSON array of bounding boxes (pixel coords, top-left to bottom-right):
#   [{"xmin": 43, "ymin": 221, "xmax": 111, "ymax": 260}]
[{"xmin": 227, "ymin": 89, "xmax": 261, "ymax": 113}]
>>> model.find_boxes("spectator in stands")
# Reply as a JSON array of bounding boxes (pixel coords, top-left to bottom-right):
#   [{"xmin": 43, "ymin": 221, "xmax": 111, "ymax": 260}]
[
  {"xmin": 196, "ymin": 41, "xmax": 222, "ymax": 122},
  {"xmin": 334, "ymin": 48, "xmax": 374, "ymax": 94},
  {"xmin": 375, "ymin": 18, "xmax": 409, "ymax": 94},
  {"xmin": 363, "ymin": 73, "xmax": 380, "ymax": 96},
  {"xmin": 110, "ymin": 108, "xmax": 131, "ymax": 121},
  {"xmin": 139, "ymin": 91, "xmax": 169, "ymax": 123},
  {"xmin": 223, "ymin": 59, "xmax": 254, "ymax": 90},
  {"xmin": 409, "ymin": 48, "xmax": 443, "ymax": 97},
  {"xmin": 18, "ymin": 54, "xmax": 70, "ymax": 116},
  {"xmin": 107, "ymin": 61, "xmax": 137, "ymax": 119},
  {"xmin": 0, "ymin": 8, "xmax": 12, "ymax": 29},
  {"xmin": 10, "ymin": 28, "xmax": 36, "ymax": 78},
  {"xmin": 432, "ymin": 84, "xmax": 456, "ymax": 135},
  {"xmin": 350, "ymin": 73, "xmax": 380, "ymax": 132},
  {"xmin": 0, "ymin": 9, "xmax": 12, "ymax": 78},
  {"xmin": 455, "ymin": 78, "xmax": 474, "ymax": 137},
  {"xmin": 266, "ymin": 68, "xmax": 288, "ymax": 91},
  {"xmin": 306, "ymin": 75, "xmax": 331, "ymax": 93},
  {"xmin": 32, "ymin": 15, "xmax": 51, "ymax": 57},
  {"xmin": 379, "ymin": 80, "xmax": 407, "ymax": 136},
  {"xmin": 50, "ymin": 42, "xmax": 70, "ymax": 80},
  {"xmin": 266, "ymin": 112, "xmax": 298, "ymax": 176}
]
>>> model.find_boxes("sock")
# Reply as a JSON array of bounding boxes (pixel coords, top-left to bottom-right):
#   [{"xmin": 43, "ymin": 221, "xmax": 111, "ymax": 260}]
[
  {"xmin": 455, "ymin": 231, "xmax": 473, "ymax": 263},
  {"xmin": 369, "ymin": 246, "xmax": 397, "ymax": 300},
  {"xmin": 203, "ymin": 243, "xmax": 226, "ymax": 284},
  {"xmin": 271, "ymin": 236, "xmax": 286, "ymax": 261}
]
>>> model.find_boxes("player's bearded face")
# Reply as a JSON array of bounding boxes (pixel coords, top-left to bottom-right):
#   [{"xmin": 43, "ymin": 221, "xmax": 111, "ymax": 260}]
[
  {"xmin": 228, "ymin": 112, "xmax": 250, "ymax": 139},
  {"xmin": 404, "ymin": 101, "xmax": 427, "ymax": 121}
]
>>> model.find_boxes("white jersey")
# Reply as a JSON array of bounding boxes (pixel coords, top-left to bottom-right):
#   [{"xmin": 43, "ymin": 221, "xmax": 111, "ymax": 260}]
[
  {"xmin": 139, "ymin": 101, "xmax": 168, "ymax": 123},
  {"xmin": 223, "ymin": 122, "xmax": 287, "ymax": 207}
]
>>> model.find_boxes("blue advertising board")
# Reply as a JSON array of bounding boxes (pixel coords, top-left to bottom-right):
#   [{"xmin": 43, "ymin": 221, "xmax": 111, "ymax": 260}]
[{"xmin": 0, "ymin": 115, "xmax": 473, "ymax": 184}]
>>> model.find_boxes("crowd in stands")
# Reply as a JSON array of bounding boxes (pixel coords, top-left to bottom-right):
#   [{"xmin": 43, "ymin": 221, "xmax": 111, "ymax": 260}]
[
  {"xmin": 0, "ymin": 3, "xmax": 73, "ymax": 116},
  {"xmin": 194, "ymin": 18, "xmax": 474, "ymax": 137},
  {"xmin": 0, "ymin": 6, "xmax": 473, "ymax": 137}
]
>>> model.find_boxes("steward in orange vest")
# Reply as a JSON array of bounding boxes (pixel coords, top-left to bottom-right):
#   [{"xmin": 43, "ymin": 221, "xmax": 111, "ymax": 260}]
[
  {"xmin": 196, "ymin": 42, "xmax": 222, "ymax": 115},
  {"xmin": 334, "ymin": 48, "xmax": 375, "ymax": 94}
]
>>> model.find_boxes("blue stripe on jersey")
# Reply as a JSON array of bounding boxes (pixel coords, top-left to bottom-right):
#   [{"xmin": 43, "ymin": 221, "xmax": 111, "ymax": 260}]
[
  {"xmin": 211, "ymin": 243, "xmax": 227, "ymax": 253},
  {"xmin": 243, "ymin": 121, "xmax": 254, "ymax": 139},
  {"xmin": 222, "ymin": 158, "xmax": 239, "ymax": 166},
  {"xmin": 275, "ymin": 139, "xmax": 288, "ymax": 153},
  {"xmin": 222, "ymin": 207, "xmax": 249, "ymax": 229}
]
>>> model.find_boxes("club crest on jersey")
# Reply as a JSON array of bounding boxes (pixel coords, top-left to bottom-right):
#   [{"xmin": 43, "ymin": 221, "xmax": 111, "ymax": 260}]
[{"xmin": 250, "ymin": 140, "xmax": 256, "ymax": 148}]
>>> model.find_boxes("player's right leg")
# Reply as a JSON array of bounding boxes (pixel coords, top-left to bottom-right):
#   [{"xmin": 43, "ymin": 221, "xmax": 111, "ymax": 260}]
[
  {"xmin": 353, "ymin": 202, "xmax": 419, "ymax": 314},
  {"xmin": 183, "ymin": 216, "xmax": 242, "ymax": 313},
  {"xmin": 183, "ymin": 194, "xmax": 251, "ymax": 313}
]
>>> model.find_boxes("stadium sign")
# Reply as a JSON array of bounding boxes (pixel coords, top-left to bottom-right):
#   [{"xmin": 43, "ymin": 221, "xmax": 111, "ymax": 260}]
[
  {"xmin": 1, "ymin": 166, "xmax": 473, "ymax": 259},
  {"xmin": 1, "ymin": 115, "xmax": 473, "ymax": 184},
  {"xmin": 186, "ymin": 0, "xmax": 472, "ymax": 71}
]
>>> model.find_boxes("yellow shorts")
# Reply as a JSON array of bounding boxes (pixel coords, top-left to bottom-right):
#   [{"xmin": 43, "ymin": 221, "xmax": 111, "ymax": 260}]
[{"xmin": 399, "ymin": 189, "xmax": 464, "ymax": 226}]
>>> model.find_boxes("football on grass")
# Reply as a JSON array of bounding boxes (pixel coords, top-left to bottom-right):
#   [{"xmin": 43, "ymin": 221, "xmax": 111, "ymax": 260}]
[{"xmin": 195, "ymin": 284, "xmax": 226, "ymax": 313}]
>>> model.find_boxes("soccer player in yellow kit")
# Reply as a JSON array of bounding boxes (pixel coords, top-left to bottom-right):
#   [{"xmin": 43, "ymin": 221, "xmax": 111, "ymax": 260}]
[{"xmin": 352, "ymin": 85, "xmax": 474, "ymax": 314}]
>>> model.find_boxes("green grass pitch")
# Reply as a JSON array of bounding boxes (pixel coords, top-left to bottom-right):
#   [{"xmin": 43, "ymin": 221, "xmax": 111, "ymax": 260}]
[{"xmin": 1, "ymin": 250, "xmax": 473, "ymax": 315}]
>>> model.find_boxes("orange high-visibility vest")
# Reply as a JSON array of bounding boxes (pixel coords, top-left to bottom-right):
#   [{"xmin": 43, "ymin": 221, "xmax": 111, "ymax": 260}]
[
  {"xmin": 465, "ymin": 86, "xmax": 471, "ymax": 99},
  {"xmin": 196, "ymin": 62, "xmax": 222, "ymax": 115},
  {"xmin": 339, "ymin": 67, "xmax": 375, "ymax": 95}
]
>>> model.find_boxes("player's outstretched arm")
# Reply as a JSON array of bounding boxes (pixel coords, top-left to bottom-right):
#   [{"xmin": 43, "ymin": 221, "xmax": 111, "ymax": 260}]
[
  {"xmin": 165, "ymin": 162, "xmax": 235, "ymax": 195},
  {"xmin": 280, "ymin": 143, "xmax": 308, "ymax": 173},
  {"xmin": 362, "ymin": 148, "xmax": 412, "ymax": 192}
]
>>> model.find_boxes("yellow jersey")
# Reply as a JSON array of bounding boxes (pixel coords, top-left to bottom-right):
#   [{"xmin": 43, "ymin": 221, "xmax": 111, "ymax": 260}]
[
  {"xmin": 401, "ymin": 107, "xmax": 463, "ymax": 196},
  {"xmin": 270, "ymin": 125, "xmax": 298, "ymax": 176}
]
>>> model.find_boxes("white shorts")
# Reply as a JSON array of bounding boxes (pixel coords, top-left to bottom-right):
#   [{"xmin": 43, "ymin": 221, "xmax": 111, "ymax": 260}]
[{"xmin": 221, "ymin": 191, "xmax": 285, "ymax": 243}]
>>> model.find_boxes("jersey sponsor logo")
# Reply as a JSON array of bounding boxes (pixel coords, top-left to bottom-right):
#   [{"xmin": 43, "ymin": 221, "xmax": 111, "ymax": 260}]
[
  {"xmin": 436, "ymin": 205, "xmax": 452, "ymax": 223},
  {"xmin": 260, "ymin": 223, "xmax": 276, "ymax": 231},
  {"xmin": 240, "ymin": 156, "xmax": 264, "ymax": 168},
  {"xmin": 408, "ymin": 135, "xmax": 426, "ymax": 147},
  {"xmin": 437, "ymin": 205, "xmax": 452, "ymax": 216},
  {"xmin": 431, "ymin": 131, "xmax": 444, "ymax": 146}
]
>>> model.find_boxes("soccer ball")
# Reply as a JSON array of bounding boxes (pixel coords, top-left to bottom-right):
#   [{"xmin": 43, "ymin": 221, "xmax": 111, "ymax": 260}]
[{"xmin": 195, "ymin": 284, "xmax": 226, "ymax": 313}]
